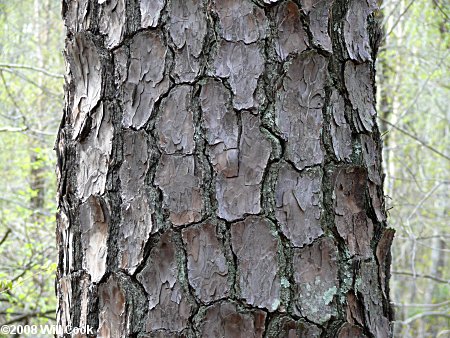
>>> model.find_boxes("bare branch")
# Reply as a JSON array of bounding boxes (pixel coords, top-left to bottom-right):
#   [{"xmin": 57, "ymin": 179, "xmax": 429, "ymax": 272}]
[
  {"xmin": 0, "ymin": 126, "xmax": 28, "ymax": 133},
  {"xmin": 379, "ymin": 117, "xmax": 450, "ymax": 161},
  {"xmin": 0, "ymin": 309, "xmax": 56, "ymax": 326},
  {"xmin": 384, "ymin": 0, "xmax": 415, "ymax": 39},
  {"xmin": 432, "ymin": 0, "xmax": 450, "ymax": 21},
  {"xmin": 0, "ymin": 68, "xmax": 60, "ymax": 98},
  {"xmin": 406, "ymin": 183, "xmax": 442, "ymax": 222},
  {"xmin": 401, "ymin": 312, "xmax": 450, "ymax": 325},
  {"xmin": 394, "ymin": 300, "xmax": 450, "ymax": 308},
  {"xmin": 0, "ymin": 63, "xmax": 63, "ymax": 78},
  {"xmin": 392, "ymin": 270, "xmax": 449, "ymax": 284},
  {"xmin": 0, "ymin": 229, "xmax": 11, "ymax": 247}
]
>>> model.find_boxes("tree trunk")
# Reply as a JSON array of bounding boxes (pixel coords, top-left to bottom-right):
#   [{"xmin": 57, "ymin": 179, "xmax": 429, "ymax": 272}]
[{"xmin": 56, "ymin": 0, "xmax": 394, "ymax": 337}]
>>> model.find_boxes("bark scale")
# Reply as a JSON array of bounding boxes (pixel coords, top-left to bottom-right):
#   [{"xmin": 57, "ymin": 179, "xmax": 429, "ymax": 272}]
[{"xmin": 57, "ymin": 0, "xmax": 394, "ymax": 337}]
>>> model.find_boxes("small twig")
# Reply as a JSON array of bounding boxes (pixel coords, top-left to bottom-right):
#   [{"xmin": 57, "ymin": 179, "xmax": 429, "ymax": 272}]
[
  {"xmin": 0, "ymin": 63, "xmax": 63, "ymax": 78},
  {"xmin": 0, "ymin": 309, "xmax": 56, "ymax": 326},
  {"xmin": 378, "ymin": 117, "xmax": 450, "ymax": 161},
  {"xmin": 401, "ymin": 311, "xmax": 450, "ymax": 325},
  {"xmin": 0, "ymin": 229, "xmax": 11, "ymax": 247},
  {"xmin": 0, "ymin": 68, "xmax": 60, "ymax": 98},
  {"xmin": 392, "ymin": 271, "xmax": 449, "ymax": 284},
  {"xmin": 384, "ymin": 0, "xmax": 416, "ymax": 39},
  {"xmin": 406, "ymin": 182, "xmax": 442, "ymax": 222},
  {"xmin": 393, "ymin": 300, "xmax": 450, "ymax": 308},
  {"xmin": 438, "ymin": 330, "xmax": 450, "ymax": 337},
  {"xmin": 432, "ymin": 0, "xmax": 449, "ymax": 21},
  {"xmin": 0, "ymin": 126, "xmax": 28, "ymax": 133}
]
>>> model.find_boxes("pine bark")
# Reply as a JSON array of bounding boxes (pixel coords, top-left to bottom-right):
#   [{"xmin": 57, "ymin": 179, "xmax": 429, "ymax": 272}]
[{"xmin": 57, "ymin": 0, "xmax": 394, "ymax": 337}]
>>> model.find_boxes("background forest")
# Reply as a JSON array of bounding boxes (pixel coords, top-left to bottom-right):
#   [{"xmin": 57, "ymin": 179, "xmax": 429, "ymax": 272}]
[{"xmin": 0, "ymin": 0, "xmax": 448, "ymax": 337}]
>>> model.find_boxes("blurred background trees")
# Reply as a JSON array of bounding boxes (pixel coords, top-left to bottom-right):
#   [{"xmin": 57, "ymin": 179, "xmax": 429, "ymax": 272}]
[
  {"xmin": 0, "ymin": 0, "xmax": 447, "ymax": 336},
  {"xmin": 378, "ymin": 0, "xmax": 449, "ymax": 336},
  {"xmin": 0, "ymin": 0, "xmax": 63, "ymax": 328}
]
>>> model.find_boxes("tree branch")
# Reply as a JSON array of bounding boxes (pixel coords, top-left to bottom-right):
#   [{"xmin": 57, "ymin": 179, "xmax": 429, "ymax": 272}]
[
  {"xmin": 384, "ymin": 0, "xmax": 415, "ymax": 39},
  {"xmin": 0, "ymin": 126, "xmax": 28, "ymax": 133},
  {"xmin": 0, "ymin": 229, "xmax": 11, "ymax": 247},
  {"xmin": 0, "ymin": 63, "xmax": 63, "ymax": 79},
  {"xmin": 394, "ymin": 300, "xmax": 450, "ymax": 308},
  {"xmin": 432, "ymin": 0, "xmax": 450, "ymax": 21},
  {"xmin": 401, "ymin": 311, "xmax": 450, "ymax": 325},
  {"xmin": 392, "ymin": 270, "xmax": 449, "ymax": 284},
  {"xmin": 0, "ymin": 309, "xmax": 56, "ymax": 326},
  {"xmin": 378, "ymin": 117, "xmax": 450, "ymax": 161}
]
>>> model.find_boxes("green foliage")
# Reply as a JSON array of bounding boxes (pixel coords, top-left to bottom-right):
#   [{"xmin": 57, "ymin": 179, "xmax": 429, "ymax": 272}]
[
  {"xmin": 0, "ymin": 0, "xmax": 63, "ymax": 330},
  {"xmin": 377, "ymin": 0, "xmax": 449, "ymax": 336}
]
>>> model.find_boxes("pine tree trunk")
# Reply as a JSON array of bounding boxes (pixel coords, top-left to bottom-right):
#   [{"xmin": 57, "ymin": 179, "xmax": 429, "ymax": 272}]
[{"xmin": 57, "ymin": 0, "xmax": 394, "ymax": 337}]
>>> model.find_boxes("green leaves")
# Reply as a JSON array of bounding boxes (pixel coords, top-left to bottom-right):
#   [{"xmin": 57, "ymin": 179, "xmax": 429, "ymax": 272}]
[
  {"xmin": 0, "ymin": 280, "xmax": 13, "ymax": 293},
  {"xmin": 0, "ymin": 0, "xmax": 62, "ymax": 328},
  {"xmin": 377, "ymin": 0, "xmax": 450, "ymax": 335}
]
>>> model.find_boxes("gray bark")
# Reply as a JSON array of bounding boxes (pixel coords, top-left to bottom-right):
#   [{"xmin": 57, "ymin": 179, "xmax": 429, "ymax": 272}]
[{"xmin": 57, "ymin": 0, "xmax": 393, "ymax": 337}]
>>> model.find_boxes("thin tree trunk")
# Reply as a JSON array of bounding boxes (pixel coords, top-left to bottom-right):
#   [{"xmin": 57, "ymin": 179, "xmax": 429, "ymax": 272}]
[
  {"xmin": 29, "ymin": 0, "xmax": 49, "ymax": 224},
  {"xmin": 57, "ymin": 0, "xmax": 394, "ymax": 337}
]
